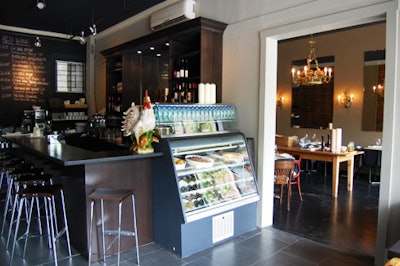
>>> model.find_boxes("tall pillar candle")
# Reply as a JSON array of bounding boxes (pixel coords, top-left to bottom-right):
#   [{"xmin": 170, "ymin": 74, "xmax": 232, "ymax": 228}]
[
  {"xmin": 210, "ymin": 83, "xmax": 216, "ymax": 104},
  {"xmin": 335, "ymin": 128, "xmax": 342, "ymax": 153},
  {"xmin": 331, "ymin": 129, "xmax": 337, "ymax": 153},
  {"xmin": 198, "ymin": 83, "xmax": 205, "ymax": 104},
  {"xmin": 205, "ymin": 83, "xmax": 211, "ymax": 104}
]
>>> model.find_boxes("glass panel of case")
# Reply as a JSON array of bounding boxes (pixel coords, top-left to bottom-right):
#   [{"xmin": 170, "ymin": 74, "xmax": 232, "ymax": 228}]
[{"xmin": 172, "ymin": 139, "xmax": 258, "ymax": 215}]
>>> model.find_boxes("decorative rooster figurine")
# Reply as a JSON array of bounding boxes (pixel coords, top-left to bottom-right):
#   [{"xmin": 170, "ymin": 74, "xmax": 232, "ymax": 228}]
[{"xmin": 121, "ymin": 90, "xmax": 159, "ymax": 154}]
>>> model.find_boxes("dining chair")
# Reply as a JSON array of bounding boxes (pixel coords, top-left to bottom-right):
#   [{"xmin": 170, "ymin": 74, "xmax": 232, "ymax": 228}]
[
  {"xmin": 274, "ymin": 160, "xmax": 294, "ymax": 211},
  {"xmin": 290, "ymin": 155, "xmax": 303, "ymax": 201}
]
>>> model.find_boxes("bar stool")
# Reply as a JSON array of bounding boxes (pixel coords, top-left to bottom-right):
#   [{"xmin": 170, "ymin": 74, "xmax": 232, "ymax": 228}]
[
  {"xmin": 1, "ymin": 166, "xmax": 43, "ymax": 235},
  {"xmin": 6, "ymin": 173, "xmax": 53, "ymax": 249},
  {"xmin": 10, "ymin": 184, "xmax": 72, "ymax": 266},
  {"xmin": 88, "ymin": 188, "xmax": 139, "ymax": 266}
]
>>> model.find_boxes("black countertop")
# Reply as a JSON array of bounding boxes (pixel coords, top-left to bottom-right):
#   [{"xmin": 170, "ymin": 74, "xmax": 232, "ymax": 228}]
[{"xmin": 3, "ymin": 135, "xmax": 162, "ymax": 166}]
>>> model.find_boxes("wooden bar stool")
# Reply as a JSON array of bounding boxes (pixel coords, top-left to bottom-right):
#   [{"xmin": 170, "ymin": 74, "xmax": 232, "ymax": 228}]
[
  {"xmin": 10, "ymin": 184, "xmax": 72, "ymax": 266},
  {"xmin": 88, "ymin": 188, "xmax": 139, "ymax": 266}
]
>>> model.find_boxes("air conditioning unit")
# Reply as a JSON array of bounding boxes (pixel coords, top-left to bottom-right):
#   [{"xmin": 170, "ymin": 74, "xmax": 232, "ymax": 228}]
[{"xmin": 150, "ymin": 0, "xmax": 196, "ymax": 31}]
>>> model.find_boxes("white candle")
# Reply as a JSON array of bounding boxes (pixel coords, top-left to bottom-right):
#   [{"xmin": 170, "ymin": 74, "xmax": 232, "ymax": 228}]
[
  {"xmin": 210, "ymin": 83, "xmax": 216, "ymax": 104},
  {"xmin": 198, "ymin": 83, "xmax": 205, "ymax": 104},
  {"xmin": 336, "ymin": 128, "xmax": 342, "ymax": 153},
  {"xmin": 205, "ymin": 83, "xmax": 211, "ymax": 104},
  {"xmin": 331, "ymin": 129, "xmax": 337, "ymax": 153}
]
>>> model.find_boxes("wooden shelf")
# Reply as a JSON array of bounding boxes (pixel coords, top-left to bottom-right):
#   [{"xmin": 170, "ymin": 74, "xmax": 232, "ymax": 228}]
[{"xmin": 64, "ymin": 104, "xmax": 88, "ymax": 109}]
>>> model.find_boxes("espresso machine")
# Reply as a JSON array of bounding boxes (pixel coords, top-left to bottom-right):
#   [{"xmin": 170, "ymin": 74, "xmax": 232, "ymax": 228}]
[
  {"xmin": 21, "ymin": 110, "xmax": 35, "ymax": 133},
  {"xmin": 34, "ymin": 109, "xmax": 46, "ymax": 135}
]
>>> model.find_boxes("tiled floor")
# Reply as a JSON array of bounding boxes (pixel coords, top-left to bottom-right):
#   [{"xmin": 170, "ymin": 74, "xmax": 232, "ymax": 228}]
[{"xmin": 0, "ymin": 166, "xmax": 377, "ymax": 265}]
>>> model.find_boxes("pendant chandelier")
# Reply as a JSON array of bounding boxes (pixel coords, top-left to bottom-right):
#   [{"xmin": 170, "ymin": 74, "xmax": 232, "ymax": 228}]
[{"xmin": 291, "ymin": 39, "xmax": 333, "ymax": 86}]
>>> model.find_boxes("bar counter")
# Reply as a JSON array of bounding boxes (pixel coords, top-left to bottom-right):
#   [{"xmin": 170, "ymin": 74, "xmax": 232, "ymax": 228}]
[{"xmin": 4, "ymin": 134, "xmax": 162, "ymax": 257}]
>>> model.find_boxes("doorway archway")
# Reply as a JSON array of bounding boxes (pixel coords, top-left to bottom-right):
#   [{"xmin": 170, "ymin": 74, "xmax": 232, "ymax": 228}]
[{"xmin": 257, "ymin": 2, "xmax": 399, "ymax": 265}]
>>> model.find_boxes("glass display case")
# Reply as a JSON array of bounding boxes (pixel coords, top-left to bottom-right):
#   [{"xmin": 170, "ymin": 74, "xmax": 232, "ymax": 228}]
[
  {"xmin": 169, "ymin": 133, "xmax": 258, "ymax": 223},
  {"xmin": 152, "ymin": 130, "xmax": 259, "ymax": 257}
]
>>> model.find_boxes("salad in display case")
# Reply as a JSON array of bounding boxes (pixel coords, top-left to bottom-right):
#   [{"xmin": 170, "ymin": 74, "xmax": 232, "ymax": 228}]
[{"xmin": 160, "ymin": 133, "xmax": 259, "ymax": 223}]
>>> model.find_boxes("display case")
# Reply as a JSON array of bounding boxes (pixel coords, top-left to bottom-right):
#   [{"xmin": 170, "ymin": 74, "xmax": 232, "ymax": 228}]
[{"xmin": 152, "ymin": 130, "xmax": 259, "ymax": 257}]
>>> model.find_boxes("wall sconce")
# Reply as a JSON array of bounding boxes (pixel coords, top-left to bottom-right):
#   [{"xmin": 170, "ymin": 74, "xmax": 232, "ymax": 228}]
[
  {"xmin": 276, "ymin": 96, "xmax": 285, "ymax": 109},
  {"xmin": 337, "ymin": 91, "xmax": 354, "ymax": 108}
]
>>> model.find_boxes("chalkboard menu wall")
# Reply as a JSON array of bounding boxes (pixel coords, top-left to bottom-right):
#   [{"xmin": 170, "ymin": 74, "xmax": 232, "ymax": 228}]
[{"xmin": 0, "ymin": 30, "xmax": 85, "ymax": 128}]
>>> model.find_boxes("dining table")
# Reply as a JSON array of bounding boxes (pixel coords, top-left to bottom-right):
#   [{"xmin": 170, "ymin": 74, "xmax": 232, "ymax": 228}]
[{"xmin": 277, "ymin": 145, "xmax": 364, "ymax": 197}]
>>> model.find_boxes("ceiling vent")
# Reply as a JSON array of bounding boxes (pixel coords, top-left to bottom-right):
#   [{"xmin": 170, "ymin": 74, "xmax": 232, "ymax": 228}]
[{"xmin": 150, "ymin": 0, "xmax": 196, "ymax": 31}]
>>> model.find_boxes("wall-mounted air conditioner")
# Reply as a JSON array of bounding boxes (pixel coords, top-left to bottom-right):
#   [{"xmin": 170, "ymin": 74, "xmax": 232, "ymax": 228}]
[{"xmin": 150, "ymin": 0, "xmax": 196, "ymax": 31}]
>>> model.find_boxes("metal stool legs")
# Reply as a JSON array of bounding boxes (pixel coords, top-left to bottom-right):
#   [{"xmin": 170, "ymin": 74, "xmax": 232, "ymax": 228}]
[
  {"xmin": 88, "ymin": 189, "xmax": 140, "ymax": 266},
  {"xmin": 9, "ymin": 185, "xmax": 71, "ymax": 265}
]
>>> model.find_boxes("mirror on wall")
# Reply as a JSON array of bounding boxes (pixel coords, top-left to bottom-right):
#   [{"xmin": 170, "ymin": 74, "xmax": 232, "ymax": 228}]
[
  {"xmin": 291, "ymin": 56, "xmax": 334, "ymax": 129},
  {"xmin": 362, "ymin": 50, "xmax": 385, "ymax": 132}
]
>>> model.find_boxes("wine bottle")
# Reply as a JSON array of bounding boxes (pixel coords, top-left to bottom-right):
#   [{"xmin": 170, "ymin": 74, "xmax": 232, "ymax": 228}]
[
  {"xmin": 182, "ymin": 82, "xmax": 188, "ymax": 103},
  {"xmin": 179, "ymin": 59, "xmax": 185, "ymax": 78},
  {"xmin": 187, "ymin": 83, "xmax": 192, "ymax": 103},
  {"xmin": 326, "ymin": 134, "xmax": 330, "ymax": 150},
  {"xmin": 184, "ymin": 59, "xmax": 189, "ymax": 78},
  {"xmin": 321, "ymin": 136, "xmax": 325, "ymax": 151},
  {"xmin": 178, "ymin": 84, "xmax": 182, "ymax": 103}
]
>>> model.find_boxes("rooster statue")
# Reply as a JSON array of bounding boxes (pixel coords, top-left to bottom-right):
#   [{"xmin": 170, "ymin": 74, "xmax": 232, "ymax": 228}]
[{"xmin": 121, "ymin": 90, "xmax": 159, "ymax": 154}]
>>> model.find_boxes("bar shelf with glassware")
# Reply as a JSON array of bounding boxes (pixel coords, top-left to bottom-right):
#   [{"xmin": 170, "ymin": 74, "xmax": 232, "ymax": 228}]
[{"xmin": 153, "ymin": 104, "xmax": 238, "ymax": 137}]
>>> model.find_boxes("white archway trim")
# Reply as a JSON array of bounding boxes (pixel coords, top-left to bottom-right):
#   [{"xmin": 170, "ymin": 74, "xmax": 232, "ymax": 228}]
[{"xmin": 257, "ymin": 2, "xmax": 398, "ymax": 265}]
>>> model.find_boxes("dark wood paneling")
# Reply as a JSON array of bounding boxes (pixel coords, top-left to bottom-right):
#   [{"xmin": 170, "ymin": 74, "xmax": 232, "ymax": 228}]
[{"xmin": 291, "ymin": 82, "xmax": 334, "ymax": 129}]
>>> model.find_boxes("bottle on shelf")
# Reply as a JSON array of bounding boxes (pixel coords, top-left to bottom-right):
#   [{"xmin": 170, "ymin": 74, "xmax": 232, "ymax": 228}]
[
  {"xmin": 326, "ymin": 134, "xmax": 331, "ymax": 150},
  {"xmin": 181, "ymin": 82, "xmax": 187, "ymax": 103},
  {"xmin": 184, "ymin": 59, "xmax": 189, "ymax": 78},
  {"xmin": 179, "ymin": 58, "xmax": 185, "ymax": 78}
]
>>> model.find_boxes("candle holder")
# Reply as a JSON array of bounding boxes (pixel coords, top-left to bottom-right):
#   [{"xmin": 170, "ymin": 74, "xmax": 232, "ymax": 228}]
[{"xmin": 337, "ymin": 91, "xmax": 354, "ymax": 108}]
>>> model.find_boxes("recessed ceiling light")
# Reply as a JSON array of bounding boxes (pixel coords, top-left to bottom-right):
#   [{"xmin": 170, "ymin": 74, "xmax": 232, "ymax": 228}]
[
  {"xmin": 150, "ymin": 47, "xmax": 155, "ymax": 50},
  {"xmin": 156, "ymin": 53, "xmax": 161, "ymax": 57},
  {"xmin": 137, "ymin": 51, "xmax": 142, "ymax": 54}
]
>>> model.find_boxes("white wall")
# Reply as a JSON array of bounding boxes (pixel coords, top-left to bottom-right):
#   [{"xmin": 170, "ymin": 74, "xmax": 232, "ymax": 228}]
[{"xmin": 90, "ymin": 0, "xmax": 400, "ymax": 265}]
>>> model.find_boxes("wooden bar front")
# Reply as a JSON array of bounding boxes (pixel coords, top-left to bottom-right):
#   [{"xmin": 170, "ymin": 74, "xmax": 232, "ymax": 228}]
[{"xmin": 5, "ymin": 135, "xmax": 161, "ymax": 259}]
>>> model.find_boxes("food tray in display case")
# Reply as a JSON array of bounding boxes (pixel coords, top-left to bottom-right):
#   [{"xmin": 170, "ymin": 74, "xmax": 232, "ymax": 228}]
[{"xmin": 168, "ymin": 133, "xmax": 259, "ymax": 223}]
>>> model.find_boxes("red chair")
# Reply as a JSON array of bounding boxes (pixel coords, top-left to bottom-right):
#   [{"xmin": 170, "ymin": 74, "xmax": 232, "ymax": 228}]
[{"xmin": 290, "ymin": 155, "xmax": 303, "ymax": 201}]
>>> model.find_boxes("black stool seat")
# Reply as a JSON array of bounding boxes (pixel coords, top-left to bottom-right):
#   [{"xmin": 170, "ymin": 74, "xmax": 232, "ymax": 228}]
[
  {"xmin": 18, "ymin": 184, "xmax": 63, "ymax": 197},
  {"xmin": 89, "ymin": 188, "xmax": 135, "ymax": 201}
]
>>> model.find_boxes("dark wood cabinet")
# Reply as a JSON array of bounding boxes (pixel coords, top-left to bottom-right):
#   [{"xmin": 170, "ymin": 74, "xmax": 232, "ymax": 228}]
[{"xmin": 101, "ymin": 18, "xmax": 226, "ymax": 111}]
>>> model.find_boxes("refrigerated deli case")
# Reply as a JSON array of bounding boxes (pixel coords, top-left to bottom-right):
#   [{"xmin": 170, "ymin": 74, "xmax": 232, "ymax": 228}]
[{"xmin": 152, "ymin": 127, "xmax": 259, "ymax": 257}]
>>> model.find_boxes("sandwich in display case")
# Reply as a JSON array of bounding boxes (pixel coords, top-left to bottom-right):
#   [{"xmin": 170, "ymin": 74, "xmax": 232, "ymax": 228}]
[{"xmin": 152, "ymin": 104, "xmax": 259, "ymax": 257}]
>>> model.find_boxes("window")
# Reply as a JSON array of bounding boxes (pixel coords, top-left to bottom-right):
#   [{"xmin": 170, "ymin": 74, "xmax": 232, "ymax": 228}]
[{"xmin": 56, "ymin": 60, "xmax": 85, "ymax": 93}]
